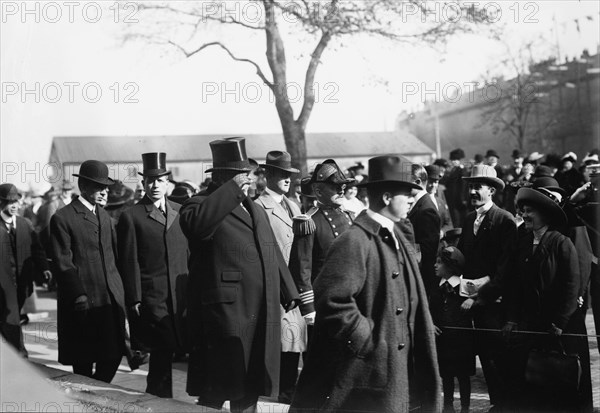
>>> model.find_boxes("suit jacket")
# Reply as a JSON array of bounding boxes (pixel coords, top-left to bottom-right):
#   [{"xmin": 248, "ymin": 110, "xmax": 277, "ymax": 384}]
[
  {"xmin": 408, "ymin": 193, "xmax": 441, "ymax": 296},
  {"xmin": 179, "ymin": 181, "xmax": 299, "ymax": 401},
  {"xmin": 291, "ymin": 211, "xmax": 440, "ymax": 413},
  {"xmin": 458, "ymin": 204, "xmax": 517, "ymax": 306},
  {"xmin": 49, "ymin": 197, "xmax": 126, "ymax": 364},
  {"xmin": 116, "ymin": 196, "xmax": 189, "ymax": 350}
]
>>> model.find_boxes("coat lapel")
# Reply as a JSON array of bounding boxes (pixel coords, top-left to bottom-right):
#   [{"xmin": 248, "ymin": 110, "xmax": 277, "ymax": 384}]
[
  {"xmin": 142, "ymin": 197, "xmax": 166, "ymax": 226},
  {"xmin": 72, "ymin": 198, "xmax": 99, "ymax": 227},
  {"xmin": 231, "ymin": 203, "xmax": 253, "ymax": 229},
  {"xmin": 165, "ymin": 200, "xmax": 177, "ymax": 230},
  {"xmin": 259, "ymin": 193, "xmax": 293, "ymax": 227}
]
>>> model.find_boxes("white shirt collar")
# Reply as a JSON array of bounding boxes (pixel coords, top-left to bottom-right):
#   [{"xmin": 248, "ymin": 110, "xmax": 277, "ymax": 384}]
[
  {"xmin": 1, "ymin": 211, "xmax": 15, "ymax": 227},
  {"xmin": 153, "ymin": 197, "xmax": 166, "ymax": 212},
  {"xmin": 476, "ymin": 199, "xmax": 494, "ymax": 216},
  {"xmin": 264, "ymin": 187, "xmax": 284, "ymax": 204},
  {"xmin": 78, "ymin": 195, "xmax": 96, "ymax": 214},
  {"xmin": 413, "ymin": 189, "xmax": 427, "ymax": 204},
  {"xmin": 440, "ymin": 275, "xmax": 462, "ymax": 287},
  {"xmin": 367, "ymin": 209, "xmax": 399, "ymax": 249}
]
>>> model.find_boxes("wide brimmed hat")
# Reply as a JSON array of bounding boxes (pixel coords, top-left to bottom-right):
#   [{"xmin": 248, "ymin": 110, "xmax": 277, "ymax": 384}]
[
  {"xmin": 73, "ymin": 160, "xmax": 114, "ymax": 186},
  {"xmin": 358, "ymin": 155, "xmax": 421, "ymax": 190},
  {"xmin": 260, "ymin": 151, "xmax": 299, "ymax": 173},
  {"xmin": 526, "ymin": 152, "xmax": 544, "ymax": 162},
  {"xmin": 139, "ymin": 152, "xmax": 171, "ymax": 177},
  {"xmin": 516, "ymin": 187, "xmax": 567, "ymax": 228},
  {"xmin": 561, "ymin": 152, "xmax": 577, "ymax": 164},
  {"xmin": 205, "ymin": 137, "xmax": 253, "ymax": 173},
  {"xmin": 107, "ymin": 180, "xmax": 134, "ymax": 207},
  {"xmin": 310, "ymin": 159, "xmax": 355, "ymax": 186},
  {"xmin": 449, "ymin": 148, "xmax": 465, "ymax": 161},
  {"xmin": 485, "ymin": 149, "xmax": 500, "ymax": 159},
  {"xmin": 532, "ymin": 176, "xmax": 566, "ymax": 197},
  {"xmin": 582, "ymin": 152, "xmax": 599, "ymax": 165},
  {"xmin": 425, "ymin": 164, "xmax": 443, "ymax": 181},
  {"xmin": 440, "ymin": 246, "xmax": 465, "ymax": 272},
  {"xmin": 0, "ymin": 183, "xmax": 22, "ymax": 202},
  {"xmin": 462, "ymin": 164, "xmax": 505, "ymax": 190}
]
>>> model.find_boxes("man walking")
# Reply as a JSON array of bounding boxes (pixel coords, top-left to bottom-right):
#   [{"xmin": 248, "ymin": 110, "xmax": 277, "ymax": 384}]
[{"xmin": 117, "ymin": 152, "xmax": 188, "ymax": 397}]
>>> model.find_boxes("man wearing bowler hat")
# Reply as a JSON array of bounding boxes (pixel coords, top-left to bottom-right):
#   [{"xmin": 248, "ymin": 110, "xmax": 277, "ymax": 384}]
[
  {"xmin": 49, "ymin": 160, "xmax": 127, "ymax": 383},
  {"xmin": 457, "ymin": 164, "xmax": 517, "ymax": 410},
  {"xmin": 179, "ymin": 138, "xmax": 299, "ymax": 412},
  {"xmin": 288, "ymin": 159, "xmax": 355, "ymax": 323},
  {"xmin": 116, "ymin": 153, "xmax": 189, "ymax": 397},
  {"xmin": 254, "ymin": 151, "xmax": 307, "ymax": 404},
  {"xmin": 291, "ymin": 155, "xmax": 440, "ymax": 413}
]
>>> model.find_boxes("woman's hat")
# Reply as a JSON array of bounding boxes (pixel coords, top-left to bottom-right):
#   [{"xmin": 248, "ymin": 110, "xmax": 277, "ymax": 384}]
[
  {"xmin": 0, "ymin": 183, "xmax": 21, "ymax": 202},
  {"xmin": 205, "ymin": 137, "xmax": 253, "ymax": 173},
  {"xmin": 516, "ymin": 187, "xmax": 567, "ymax": 228},
  {"xmin": 527, "ymin": 151, "xmax": 544, "ymax": 162},
  {"xmin": 462, "ymin": 164, "xmax": 505, "ymax": 190},
  {"xmin": 440, "ymin": 246, "xmax": 465, "ymax": 272},
  {"xmin": 73, "ymin": 160, "xmax": 114, "ymax": 186},
  {"xmin": 582, "ymin": 152, "xmax": 599, "ymax": 165},
  {"xmin": 260, "ymin": 151, "xmax": 299, "ymax": 173},
  {"xmin": 561, "ymin": 152, "xmax": 577, "ymax": 164},
  {"xmin": 531, "ymin": 176, "xmax": 566, "ymax": 197},
  {"xmin": 442, "ymin": 227, "xmax": 462, "ymax": 242},
  {"xmin": 107, "ymin": 180, "xmax": 134, "ymax": 207},
  {"xmin": 357, "ymin": 155, "xmax": 420, "ymax": 190},
  {"xmin": 139, "ymin": 152, "xmax": 171, "ymax": 177}
]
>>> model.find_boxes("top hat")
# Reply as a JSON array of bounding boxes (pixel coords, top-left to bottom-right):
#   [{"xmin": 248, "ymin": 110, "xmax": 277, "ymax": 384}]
[
  {"xmin": 474, "ymin": 154, "xmax": 484, "ymax": 163},
  {"xmin": 310, "ymin": 159, "xmax": 355, "ymax": 186},
  {"xmin": 358, "ymin": 155, "xmax": 421, "ymax": 190},
  {"xmin": 449, "ymin": 148, "xmax": 465, "ymax": 161},
  {"xmin": 511, "ymin": 149, "xmax": 523, "ymax": 159},
  {"xmin": 532, "ymin": 176, "xmax": 566, "ymax": 197},
  {"xmin": 439, "ymin": 246, "xmax": 465, "ymax": 272},
  {"xmin": 561, "ymin": 152, "xmax": 577, "ymax": 164},
  {"xmin": 526, "ymin": 152, "xmax": 544, "ymax": 162},
  {"xmin": 542, "ymin": 153, "xmax": 562, "ymax": 169},
  {"xmin": 205, "ymin": 137, "xmax": 253, "ymax": 173},
  {"xmin": 260, "ymin": 151, "xmax": 299, "ymax": 173},
  {"xmin": 485, "ymin": 149, "xmax": 500, "ymax": 159},
  {"xmin": 462, "ymin": 164, "xmax": 505, "ymax": 190},
  {"xmin": 139, "ymin": 152, "xmax": 171, "ymax": 177},
  {"xmin": 516, "ymin": 187, "xmax": 567, "ymax": 228},
  {"xmin": 107, "ymin": 180, "xmax": 134, "ymax": 207},
  {"xmin": 425, "ymin": 164, "xmax": 443, "ymax": 181},
  {"xmin": 73, "ymin": 160, "xmax": 114, "ymax": 186},
  {"xmin": 0, "ymin": 183, "xmax": 22, "ymax": 202}
]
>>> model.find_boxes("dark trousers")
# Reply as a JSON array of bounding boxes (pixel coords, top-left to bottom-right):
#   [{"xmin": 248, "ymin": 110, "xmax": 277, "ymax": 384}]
[
  {"xmin": 146, "ymin": 348, "xmax": 174, "ymax": 398},
  {"xmin": 73, "ymin": 358, "xmax": 121, "ymax": 383},
  {"xmin": 279, "ymin": 352, "xmax": 301, "ymax": 402},
  {"xmin": 0, "ymin": 323, "xmax": 27, "ymax": 357}
]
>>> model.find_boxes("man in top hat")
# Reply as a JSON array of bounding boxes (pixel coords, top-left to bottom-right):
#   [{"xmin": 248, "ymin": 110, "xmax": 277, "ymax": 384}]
[
  {"xmin": 49, "ymin": 160, "xmax": 127, "ymax": 383},
  {"xmin": 290, "ymin": 155, "xmax": 440, "ymax": 413},
  {"xmin": 116, "ymin": 153, "xmax": 189, "ymax": 397},
  {"xmin": 506, "ymin": 149, "xmax": 524, "ymax": 183},
  {"xmin": 253, "ymin": 150, "xmax": 307, "ymax": 404},
  {"xmin": 0, "ymin": 183, "xmax": 50, "ymax": 354},
  {"xmin": 457, "ymin": 164, "xmax": 517, "ymax": 410},
  {"xmin": 179, "ymin": 138, "xmax": 299, "ymax": 412},
  {"xmin": 408, "ymin": 163, "xmax": 441, "ymax": 296},
  {"xmin": 425, "ymin": 164, "xmax": 453, "ymax": 237},
  {"xmin": 445, "ymin": 148, "xmax": 468, "ymax": 228},
  {"xmin": 288, "ymin": 159, "xmax": 355, "ymax": 322}
]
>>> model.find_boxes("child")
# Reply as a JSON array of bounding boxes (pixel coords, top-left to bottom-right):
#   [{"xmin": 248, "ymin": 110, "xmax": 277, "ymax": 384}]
[{"xmin": 431, "ymin": 246, "xmax": 475, "ymax": 413}]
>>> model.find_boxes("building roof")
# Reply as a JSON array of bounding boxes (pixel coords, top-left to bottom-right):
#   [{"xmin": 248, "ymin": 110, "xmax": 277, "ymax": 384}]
[{"xmin": 50, "ymin": 132, "xmax": 433, "ymax": 163}]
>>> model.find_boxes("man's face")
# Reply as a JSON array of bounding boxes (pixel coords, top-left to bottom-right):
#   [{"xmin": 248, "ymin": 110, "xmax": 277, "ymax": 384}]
[
  {"xmin": 384, "ymin": 191, "xmax": 414, "ymax": 221},
  {"xmin": 82, "ymin": 183, "xmax": 109, "ymax": 206},
  {"xmin": 315, "ymin": 182, "xmax": 346, "ymax": 207},
  {"xmin": 267, "ymin": 169, "xmax": 292, "ymax": 195},
  {"xmin": 563, "ymin": 160, "xmax": 573, "ymax": 171},
  {"xmin": 486, "ymin": 156, "xmax": 498, "ymax": 166},
  {"xmin": 468, "ymin": 182, "xmax": 494, "ymax": 208},
  {"xmin": 426, "ymin": 179, "xmax": 439, "ymax": 195},
  {"xmin": 513, "ymin": 157, "xmax": 524, "ymax": 167},
  {"xmin": 144, "ymin": 175, "xmax": 169, "ymax": 201},
  {"xmin": 1, "ymin": 200, "xmax": 19, "ymax": 216}
]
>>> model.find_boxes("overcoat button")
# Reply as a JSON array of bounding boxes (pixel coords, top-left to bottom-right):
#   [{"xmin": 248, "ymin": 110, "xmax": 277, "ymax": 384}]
[
  {"xmin": 392, "ymin": 271, "xmax": 400, "ymax": 278},
  {"xmin": 396, "ymin": 308, "xmax": 403, "ymax": 315},
  {"xmin": 398, "ymin": 343, "xmax": 405, "ymax": 350}
]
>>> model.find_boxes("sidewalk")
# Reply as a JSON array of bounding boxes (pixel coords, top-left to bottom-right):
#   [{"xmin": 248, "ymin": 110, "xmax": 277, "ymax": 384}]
[{"xmin": 17, "ymin": 287, "xmax": 600, "ymax": 412}]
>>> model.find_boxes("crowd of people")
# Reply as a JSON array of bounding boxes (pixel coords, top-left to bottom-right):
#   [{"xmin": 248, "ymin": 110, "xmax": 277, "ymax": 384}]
[{"xmin": 1, "ymin": 138, "xmax": 599, "ymax": 413}]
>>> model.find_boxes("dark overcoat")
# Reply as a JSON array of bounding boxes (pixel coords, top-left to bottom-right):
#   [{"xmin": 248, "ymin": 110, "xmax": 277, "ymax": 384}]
[
  {"xmin": 408, "ymin": 194, "xmax": 441, "ymax": 295},
  {"xmin": 179, "ymin": 181, "xmax": 299, "ymax": 401},
  {"xmin": 290, "ymin": 211, "xmax": 440, "ymax": 413},
  {"xmin": 49, "ymin": 197, "xmax": 126, "ymax": 365},
  {"xmin": 116, "ymin": 197, "xmax": 188, "ymax": 350}
]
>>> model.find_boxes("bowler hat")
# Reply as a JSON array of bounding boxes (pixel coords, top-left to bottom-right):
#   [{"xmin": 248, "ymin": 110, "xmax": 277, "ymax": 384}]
[
  {"xmin": 542, "ymin": 153, "xmax": 562, "ymax": 169},
  {"xmin": 462, "ymin": 164, "xmax": 505, "ymax": 190},
  {"xmin": 516, "ymin": 187, "xmax": 567, "ymax": 228},
  {"xmin": 485, "ymin": 149, "xmax": 500, "ymax": 159},
  {"xmin": 310, "ymin": 159, "xmax": 354, "ymax": 186},
  {"xmin": 358, "ymin": 155, "xmax": 421, "ymax": 190},
  {"xmin": 532, "ymin": 176, "xmax": 565, "ymax": 197},
  {"xmin": 449, "ymin": 148, "xmax": 465, "ymax": 161},
  {"xmin": 139, "ymin": 152, "xmax": 171, "ymax": 177},
  {"xmin": 260, "ymin": 151, "xmax": 299, "ymax": 173},
  {"xmin": 425, "ymin": 164, "xmax": 443, "ymax": 181},
  {"xmin": 511, "ymin": 149, "xmax": 523, "ymax": 159},
  {"xmin": 0, "ymin": 183, "xmax": 22, "ymax": 202},
  {"xmin": 107, "ymin": 180, "xmax": 134, "ymax": 207},
  {"xmin": 168, "ymin": 186, "xmax": 192, "ymax": 204},
  {"xmin": 205, "ymin": 137, "xmax": 253, "ymax": 173},
  {"xmin": 73, "ymin": 160, "xmax": 114, "ymax": 186},
  {"xmin": 474, "ymin": 154, "xmax": 484, "ymax": 164}
]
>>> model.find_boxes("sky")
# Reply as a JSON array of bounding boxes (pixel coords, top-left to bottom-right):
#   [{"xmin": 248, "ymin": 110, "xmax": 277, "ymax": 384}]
[{"xmin": 1, "ymin": 0, "xmax": 599, "ymax": 189}]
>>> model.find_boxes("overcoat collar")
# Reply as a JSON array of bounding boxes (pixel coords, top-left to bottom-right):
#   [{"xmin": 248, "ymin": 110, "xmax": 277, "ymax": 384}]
[
  {"xmin": 72, "ymin": 197, "xmax": 99, "ymax": 227},
  {"xmin": 207, "ymin": 182, "xmax": 253, "ymax": 229},
  {"xmin": 353, "ymin": 210, "xmax": 405, "ymax": 264},
  {"xmin": 257, "ymin": 192, "xmax": 293, "ymax": 227},
  {"xmin": 140, "ymin": 196, "xmax": 176, "ymax": 229}
]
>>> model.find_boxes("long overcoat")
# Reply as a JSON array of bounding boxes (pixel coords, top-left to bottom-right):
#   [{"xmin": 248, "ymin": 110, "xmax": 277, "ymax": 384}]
[
  {"xmin": 116, "ymin": 197, "xmax": 188, "ymax": 350},
  {"xmin": 179, "ymin": 181, "xmax": 299, "ymax": 401},
  {"xmin": 290, "ymin": 211, "xmax": 440, "ymax": 413},
  {"xmin": 49, "ymin": 197, "xmax": 126, "ymax": 365}
]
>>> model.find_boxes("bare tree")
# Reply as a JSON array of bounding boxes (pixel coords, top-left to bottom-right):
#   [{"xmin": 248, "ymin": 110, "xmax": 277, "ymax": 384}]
[{"xmin": 124, "ymin": 0, "xmax": 488, "ymax": 174}]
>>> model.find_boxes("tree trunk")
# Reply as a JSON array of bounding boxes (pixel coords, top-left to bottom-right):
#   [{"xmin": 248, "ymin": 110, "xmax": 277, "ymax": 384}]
[{"xmin": 281, "ymin": 120, "xmax": 308, "ymax": 177}]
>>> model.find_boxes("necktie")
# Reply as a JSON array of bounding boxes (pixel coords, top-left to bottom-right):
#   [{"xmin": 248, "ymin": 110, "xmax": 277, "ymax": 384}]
[
  {"xmin": 442, "ymin": 281, "xmax": 454, "ymax": 295},
  {"xmin": 280, "ymin": 198, "xmax": 293, "ymax": 219},
  {"xmin": 473, "ymin": 213, "xmax": 485, "ymax": 235}
]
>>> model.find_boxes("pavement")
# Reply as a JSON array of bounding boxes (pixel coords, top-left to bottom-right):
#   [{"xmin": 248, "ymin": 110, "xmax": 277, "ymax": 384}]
[{"xmin": 8, "ymin": 287, "xmax": 600, "ymax": 412}]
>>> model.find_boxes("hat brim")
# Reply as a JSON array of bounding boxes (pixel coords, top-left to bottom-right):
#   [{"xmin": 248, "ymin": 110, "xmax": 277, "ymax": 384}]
[
  {"xmin": 73, "ymin": 174, "xmax": 114, "ymax": 186},
  {"xmin": 462, "ymin": 176, "xmax": 505, "ymax": 190},
  {"xmin": 357, "ymin": 179, "xmax": 421, "ymax": 191},
  {"xmin": 138, "ymin": 170, "xmax": 171, "ymax": 178},
  {"xmin": 516, "ymin": 188, "xmax": 567, "ymax": 228},
  {"xmin": 205, "ymin": 166, "xmax": 254, "ymax": 173},
  {"xmin": 0, "ymin": 195, "xmax": 21, "ymax": 202},
  {"xmin": 260, "ymin": 164, "xmax": 300, "ymax": 174}
]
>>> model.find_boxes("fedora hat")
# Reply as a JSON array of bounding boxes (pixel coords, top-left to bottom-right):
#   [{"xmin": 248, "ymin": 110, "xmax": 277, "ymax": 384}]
[
  {"xmin": 139, "ymin": 152, "xmax": 171, "ymax": 177},
  {"xmin": 449, "ymin": 148, "xmax": 465, "ymax": 161},
  {"xmin": 531, "ymin": 176, "xmax": 566, "ymax": 197},
  {"xmin": 73, "ymin": 160, "xmax": 114, "ymax": 186},
  {"xmin": 462, "ymin": 164, "xmax": 505, "ymax": 190},
  {"xmin": 0, "ymin": 183, "xmax": 22, "ymax": 202},
  {"xmin": 260, "ymin": 151, "xmax": 299, "ymax": 173},
  {"xmin": 168, "ymin": 185, "xmax": 192, "ymax": 204},
  {"xmin": 425, "ymin": 164, "xmax": 443, "ymax": 181},
  {"xmin": 516, "ymin": 187, "xmax": 567, "ymax": 228},
  {"xmin": 310, "ymin": 159, "xmax": 355, "ymax": 186},
  {"xmin": 485, "ymin": 149, "xmax": 500, "ymax": 159},
  {"xmin": 107, "ymin": 180, "xmax": 134, "ymax": 207},
  {"xmin": 205, "ymin": 137, "xmax": 253, "ymax": 173},
  {"xmin": 358, "ymin": 155, "xmax": 421, "ymax": 190}
]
